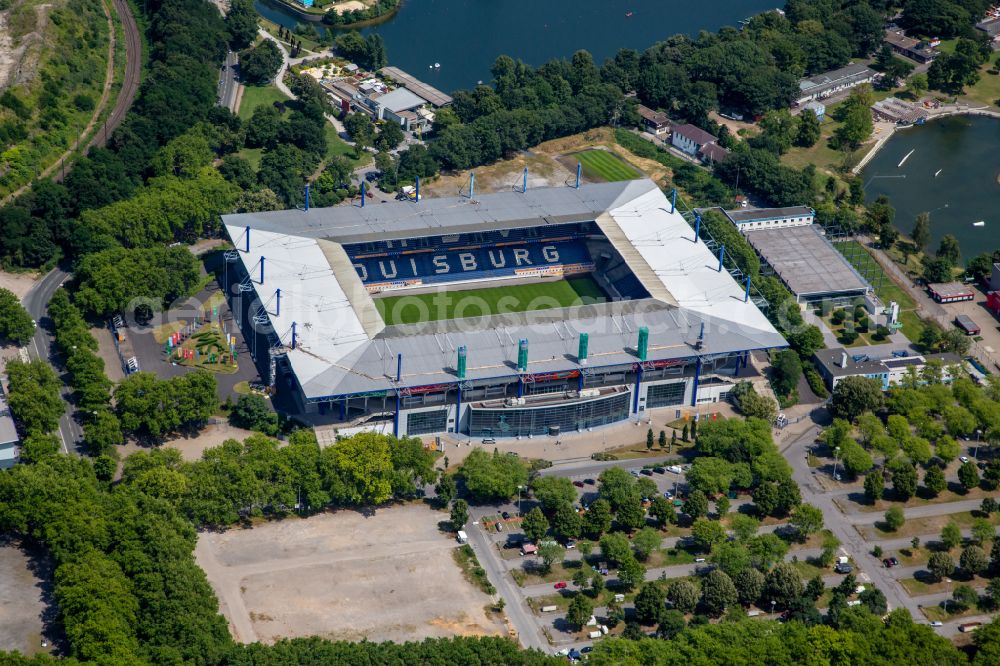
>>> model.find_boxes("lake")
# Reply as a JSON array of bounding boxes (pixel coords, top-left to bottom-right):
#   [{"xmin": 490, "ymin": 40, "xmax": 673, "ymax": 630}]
[
  {"xmin": 255, "ymin": 0, "xmax": 778, "ymax": 92},
  {"xmin": 863, "ymin": 115, "xmax": 1000, "ymax": 261}
]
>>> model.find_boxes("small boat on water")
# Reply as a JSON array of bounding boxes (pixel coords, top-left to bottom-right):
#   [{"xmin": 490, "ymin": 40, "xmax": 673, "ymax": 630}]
[
  {"xmin": 625, "ymin": 11, "xmax": 633, "ymax": 16},
  {"xmin": 973, "ymin": 221, "xmax": 986, "ymax": 227},
  {"xmin": 434, "ymin": 63, "xmax": 440, "ymax": 68},
  {"xmin": 898, "ymin": 149, "xmax": 915, "ymax": 168},
  {"xmin": 934, "ymin": 169, "xmax": 942, "ymax": 177}
]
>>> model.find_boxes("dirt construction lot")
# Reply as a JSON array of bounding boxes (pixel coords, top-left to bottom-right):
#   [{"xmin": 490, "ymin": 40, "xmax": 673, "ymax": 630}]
[
  {"xmin": 0, "ymin": 544, "xmax": 51, "ymax": 656},
  {"xmin": 195, "ymin": 504, "xmax": 504, "ymax": 644}
]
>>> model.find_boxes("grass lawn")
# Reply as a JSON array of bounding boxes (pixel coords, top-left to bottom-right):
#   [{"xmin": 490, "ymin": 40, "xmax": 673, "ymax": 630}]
[
  {"xmin": 575, "ymin": 149, "xmax": 640, "ymax": 182},
  {"xmin": 815, "ymin": 309, "xmax": 881, "ymax": 347},
  {"xmin": 833, "ymin": 240, "xmax": 922, "ymax": 340},
  {"xmin": 452, "ymin": 544, "xmax": 496, "ymax": 595},
  {"xmin": 900, "ymin": 577, "xmax": 986, "ymax": 597},
  {"xmin": 529, "ymin": 588, "xmax": 619, "ymax": 613},
  {"xmin": 152, "ymin": 320, "xmax": 187, "ymax": 345},
  {"xmin": 238, "ymin": 84, "xmax": 291, "ymax": 121},
  {"xmin": 171, "ymin": 322, "xmax": 240, "ymax": 375},
  {"xmin": 601, "ymin": 440, "xmax": 694, "ymax": 460},
  {"xmin": 860, "ymin": 510, "xmax": 1000, "ymax": 541},
  {"xmin": 323, "ymin": 122, "xmax": 370, "ymax": 168},
  {"xmin": 921, "ymin": 603, "xmax": 981, "ymax": 623},
  {"xmin": 375, "ymin": 276, "xmax": 606, "ymax": 325},
  {"xmin": 841, "ymin": 484, "xmax": 997, "ymax": 514},
  {"xmin": 958, "ymin": 55, "xmax": 1000, "ymax": 108},
  {"xmin": 511, "ymin": 557, "xmax": 587, "ymax": 587}
]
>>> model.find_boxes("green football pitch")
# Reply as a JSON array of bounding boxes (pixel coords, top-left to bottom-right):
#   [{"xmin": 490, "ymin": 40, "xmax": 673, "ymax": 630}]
[
  {"xmin": 375, "ymin": 276, "xmax": 607, "ymax": 325},
  {"xmin": 575, "ymin": 149, "xmax": 639, "ymax": 182}
]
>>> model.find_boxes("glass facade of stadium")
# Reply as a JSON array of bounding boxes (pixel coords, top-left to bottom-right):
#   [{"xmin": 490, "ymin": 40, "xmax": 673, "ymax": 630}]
[{"xmin": 286, "ymin": 353, "xmax": 749, "ymax": 438}]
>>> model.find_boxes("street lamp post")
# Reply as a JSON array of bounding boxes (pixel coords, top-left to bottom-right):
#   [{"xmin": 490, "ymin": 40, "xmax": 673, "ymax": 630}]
[
  {"xmin": 974, "ymin": 429, "xmax": 983, "ymax": 460},
  {"xmin": 771, "ymin": 600, "xmax": 776, "ymax": 617},
  {"xmin": 832, "ymin": 446, "xmax": 841, "ymax": 481},
  {"xmin": 516, "ymin": 485, "xmax": 524, "ymax": 517}
]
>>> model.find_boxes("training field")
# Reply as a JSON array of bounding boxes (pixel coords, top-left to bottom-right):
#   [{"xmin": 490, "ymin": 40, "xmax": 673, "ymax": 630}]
[
  {"xmin": 194, "ymin": 505, "xmax": 503, "ymax": 644},
  {"xmin": 375, "ymin": 276, "xmax": 606, "ymax": 325},
  {"xmin": 575, "ymin": 149, "xmax": 639, "ymax": 182}
]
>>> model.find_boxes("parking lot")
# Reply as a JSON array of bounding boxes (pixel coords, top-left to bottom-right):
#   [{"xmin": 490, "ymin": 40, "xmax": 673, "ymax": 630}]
[
  {"xmin": 194, "ymin": 504, "xmax": 505, "ymax": 644},
  {"xmin": 0, "ymin": 543, "xmax": 54, "ymax": 656}
]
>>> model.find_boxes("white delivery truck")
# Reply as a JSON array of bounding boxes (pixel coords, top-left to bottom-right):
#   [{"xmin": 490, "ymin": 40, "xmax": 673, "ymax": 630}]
[{"xmin": 588, "ymin": 630, "xmax": 602, "ymax": 639}]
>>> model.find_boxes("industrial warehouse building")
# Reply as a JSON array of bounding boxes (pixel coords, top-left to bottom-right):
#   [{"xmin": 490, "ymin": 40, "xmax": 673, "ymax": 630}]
[{"xmin": 221, "ymin": 180, "xmax": 786, "ymax": 438}]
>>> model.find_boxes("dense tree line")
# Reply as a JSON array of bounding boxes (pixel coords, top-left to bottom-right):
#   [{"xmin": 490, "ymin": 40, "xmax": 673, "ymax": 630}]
[
  {"xmin": 73, "ymin": 246, "xmax": 202, "ymax": 318},
  {"xmin": 0, "ymin": 287, "xmax": 35, "ymax": 345},
  {"xmin": 4, "ymin": 360, "xmax": 64, "ymax": 453},
  {"xmin": 114, "ymin": 370, "xmax": 218, "ymax": 440},
  {"xmin": 47, "ymin": 289, "xmax": 123, "ymax": 456}
]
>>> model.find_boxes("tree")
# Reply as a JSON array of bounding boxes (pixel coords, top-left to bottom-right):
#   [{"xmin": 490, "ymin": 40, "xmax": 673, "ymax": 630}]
[
  {"xmin": 831, "ymin": 376, "xmax": 884, "ymax": 421},
  {"xmin": 344, "ymin": 113, "xmax": 376, "ymax": 151},
  {"xmin": 566, "ymin": 594, "xmax": 594, "ymax": 630},
  {"xmin": 952, "ymin": 584, "xmax": 979, "ymax": 611},
  {"xmin": 764, "ymin": 563, "xmax": 804, "ymax": 610},
  {"xmin": 616, "ymin": 495, "xmax": 647, "ymax": 532},
  {"xmin": 912, "ymin": 213, "xmax": 931, "ymax": 253},
  {"xmin": 734, "ymin": 566, "xmax": 765, "ymax": 606},
  {"xmin": 599, "ymin": 533, "xmax": 632, "ymax": 566},
  {"xmin": 992, "ymin": 540, "xmax": 1000, "ymax": 575},
  {"xmin": 959, "ymin": 461, "xmax": 981, "ymax": 491},
  {"xmin": 715, "ymin": 495, "xmax": 730, "ymax": 518},
  {"xmin": 771, "ymin": 350, "xmax": 802, "ymax": 397},
  {"xmin": 666, "ymin": 579, "xmax": 699, "ymax": 613},
  {"xmin": 928, "ymin": 551, "xmax": 955, "ymax": 582},
  {"xmin": 521, "ymin": 507, "xmax": 549, "ymax": 542},
  {"xmin": 450, "ymin": 499, "xmax": 469, "ymax": 530},
  {"xmin": 5, "ymin": 360, "xmax": 65, "ymax": 436},
  {"xmin": 584, "ymin": 499, "xmax": 613, "ymax": 538},
  {"xmin": 891, "ymin": 461, "xmax": 918, "ymax": 501},
  {"xmin": 435, "ymin": 474, "xmax": 456, "ymax": 504},
  {"xmin": 459, "ymin": 449, "xmax": 528, "ymax": 502},
  {"xmin": 884, "ymin": 506, "xmax": 905, "ymax": 532},
  {"xmin": 647, "ymin": 428, "xmax": 655, "ymax": 450},
  {"xmin": 617, "ymin": 555, "xmax": 645, "ymax": 592},
  {"xmin": 961, "ymin": 545, "xmax": 988, "ymax": 577},
  {"xmin": 634, "ymin": 583, "xmax": 666, "ymax": 625},
  {"xmin": 657, "ymin": 609, "xmax": 686, "ymax": 639},
  {"xmin": 971, "ymin": 518, "xmax": 995, "ymax": 547},
  {"xmin": 537, "ymin": 542, "xmax": 564, "ymax": 575},
  {"xmin": 682, "ymin": 423, "xmax": 689, "ymax": 441},
  {"xmin": 225, "ymin": 0, "xmax": 258, "ymax": 49},
  {"xmin": 730, "ymin": 514, "xmax": 760, "ymax": 542},
  {"xmin": 795, "ymin": 108, "xmax": 821, "ymax": 147},
  {"xmin": 375, "ymin": 121, "xmax": 405, "ymax": 152},
  {"xmin": 710, "ymin": 541, "xmax": 751, "ymax": 577},
  {"xmin": 982, "ymin": 497, "xmax": 998, "ymax": 516},
  {"xmin": 832, "ymin": 87, "xmax": 874, "ymax": 150},
  {"xmin": 530, "ymin": 476, "xmax": 577, "ymax": 512},
  {"xmin": 691, "ymin": 518, "xmax": 726, "ymax": 552},
  {"xmin": 859, "ymin": 586, "xmax": 888, "ymax": 615},
  {"xmin": 598, "ymin": 466, "xmax": 637, "ymax": 511},
  {"xmin": 633, "ymin": 527, "xmax": 661, "ymax": 561},
  {"xmin": 924, "ymin": 465, "xmax": 947, "ymax": 497},
  {"xmin": 0, "ymin": 288, "xmax": 34, "ymax": 344},
  {"xmin": 937, "ymin": 234, "xmax": 962, "ymax": 266},
  {"xmin": 942, "ymin": 521, "xmax": 963, "ymax": 550},
  {"xmin": 658, "ymin": 430, "xmax": 667, "ymax": 449},
  {"xmin": 685, "ymin": 490, "xmax": 709, "ymax": 520},
  {"xmin": 549, "ymin": 501, "xmax": 582, "ymax": 542},
  {"xmin": 864, "ymin": 470, "xmax": 884, "ymax": 503},
  {"xmin": 229, "ymin": 394, "xmax": 278, "ymax": 435},
  {"xmin": 908, "ymin": 72, "xmax": 929, "ymax": 98},
  {"xmin": 239, "ymin": 41, "xmax": 283, "ymax": 85},
  {"xmin": 700, "ymin": 569, "xmax": 738, "ymax": 617},
  {"xmin": 649, "ymin": 496, "xmax": 676, "ymax": 527},
  {"xmin": 790, "ymin": 503, "xmax": 824, "ymax": 539}
]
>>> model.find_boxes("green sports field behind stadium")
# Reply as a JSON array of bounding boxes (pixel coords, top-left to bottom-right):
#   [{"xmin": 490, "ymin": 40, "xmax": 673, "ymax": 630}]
[
  {"xmin": 375, "ymin": 276, "xmax": 607, "ymax": 325},
  {"xmin": 574, "ymin": 149, "xmax": 639, "ymax": 182}
]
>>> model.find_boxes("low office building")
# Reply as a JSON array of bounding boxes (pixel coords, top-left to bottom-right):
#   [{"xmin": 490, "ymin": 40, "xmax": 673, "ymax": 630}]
[
  {"xmin": 928, "ymin": 281, "xmax": 975, "ymax": 303},
  {"xmin": 378, "ymin": 67, "xmax": 453, "ymax": 108},
  {"xmin": 370, "ymin": 88, "xmax": 433, "ymax": 131},
  {"xmin": 671, "ymin": 124, "xmax": 718, "ymax": 157},
  {"xmin": 723, "ymin": 206, "xmax": 815, "ymax": 233},
  {"xmin": 794, "ymin": 63, "xmax": 877, "ymax": 106},
  {"xmin": 871, "ymin": 97, "xmax": 929, "ymax": 125},
  {"xmin": 884, "ymin": 28, "xmax": 938, "ymax": 63},
  {"xmin": 814, "ymin": 347, "xmax": 962, "ymax": 390},
  {"xmin": 637, "ymin": 105, "xmax": 672, "ymax": 136},
  {"xmin": 975, "ymin": 17, "xmax": 1000, "ymax": 41}
]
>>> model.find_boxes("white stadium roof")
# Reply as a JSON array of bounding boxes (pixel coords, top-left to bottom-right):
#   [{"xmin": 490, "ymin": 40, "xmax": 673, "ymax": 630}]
[{"xmin": 223, "ymin": 180, "xmax": 786, "ymax": 400}]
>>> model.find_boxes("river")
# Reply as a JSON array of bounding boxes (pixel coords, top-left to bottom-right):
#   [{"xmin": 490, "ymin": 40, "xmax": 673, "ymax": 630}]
[
  {"xmin": 255, "ymin": 0, "xmax": 777, "ymax": 92},
  {"xmin": 863, "ymin": 115, "xmax": 1000, "ymax": 259}
]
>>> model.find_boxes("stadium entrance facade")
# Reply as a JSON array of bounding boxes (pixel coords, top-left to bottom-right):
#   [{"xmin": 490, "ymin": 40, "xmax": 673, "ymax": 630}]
[{"xmin": 221, "ymin": 180, "xmax": 785, "ymax": 438}]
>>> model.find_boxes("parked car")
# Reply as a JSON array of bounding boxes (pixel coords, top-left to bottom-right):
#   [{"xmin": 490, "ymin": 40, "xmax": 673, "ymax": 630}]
[
  {"xmin": 501, "ymin": 511, "xmax": 511, "ymax": 520},
  {"xmin": 653, "ymin": 467, "xmax": 666, "ymax": 474},
  {"xmin": 584, "ymin": 478, "xmax": 596, "ymax": 485},
  {"xmin": 960, "ymin": 456, "xmax": 970, "ymax": 464},
  {"xmin": 580, "ymin": 646, "xmax": 593, "ymax": 654},
  {"xmin": 630, "ymin": 470, "xmax": 640, "ymax": 477},
  {"xmin": 834, "ymin": 563, "xmax": 853, "ymax": 574},
  {"xmin": 496, "ymin": 522, "xmax": 503, "ymax": 532},
  {"xmin": 565, "ymin": 540, "xmax": 577, "ymax": 549},
  {"xmin": 554, "ymin": 581, "xmax": 568, "ymax": 589},
  {"xmin": 930, "ymin": 621, "xmax": 944, "ymax": 627},
  {"xmin": 573, "ymin": 480, "xmax": 585, "ymax": 488},
  {"xmin": 663, "ymin": 490, "xmax": 674, "ymax": 499},
  {"xmin": 883, "ymin": 559, "xmax": 893, "ymax": 568},
  {"xmin": 641, "ymin": 468, "xmax": 653, "ymax": 476},
  {"xmin": 888, "ymin": 557, "xmax": 899, "ymax": 567},
  {"xmin": 364, "ymin": 171, "xmax": 379, "ymax": 182}
]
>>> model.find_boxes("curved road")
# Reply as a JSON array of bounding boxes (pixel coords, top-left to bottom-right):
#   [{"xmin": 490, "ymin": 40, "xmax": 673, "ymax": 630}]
[{"xmin": 22, "ymin": 268, "xmax": 79, "ymax": 454}]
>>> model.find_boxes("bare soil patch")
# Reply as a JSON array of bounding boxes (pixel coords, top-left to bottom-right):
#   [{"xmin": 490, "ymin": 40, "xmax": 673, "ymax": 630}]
[
  {"xmin": 0, "ymin": 269, "xmax": 39, "ymax": 301},
  {"xmin": 0, "ymin": 542, "xmax": 58, "ymax": 656},
  {"xmin": 194, "ymin": 504, "xmax": 504, "ymax": 644}
]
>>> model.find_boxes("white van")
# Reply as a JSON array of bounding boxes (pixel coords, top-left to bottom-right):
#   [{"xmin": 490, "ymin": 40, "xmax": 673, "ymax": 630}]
[
  {"xmin": 668, "ymin": 465, "xmax": 683, "ymax": 474},
  {"xmin": 456, "ymin": 530, "xmax": 468, "ymax": 544}
]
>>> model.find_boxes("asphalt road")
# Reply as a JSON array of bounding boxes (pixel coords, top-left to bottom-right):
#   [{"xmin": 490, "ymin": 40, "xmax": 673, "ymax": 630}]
[
  {"xmin": 21, "ymin": 268, "xmax": 79, "ymax": 454},
  {"xmin": 218, "ymin": 51, "xmax": 239, "ymax": 112}
]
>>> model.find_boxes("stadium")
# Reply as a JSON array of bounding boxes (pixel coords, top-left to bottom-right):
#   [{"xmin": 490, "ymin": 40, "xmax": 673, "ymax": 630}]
[{"xmin": 220, "ymin": 179, "xmax": 787, "ymax": 438}]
